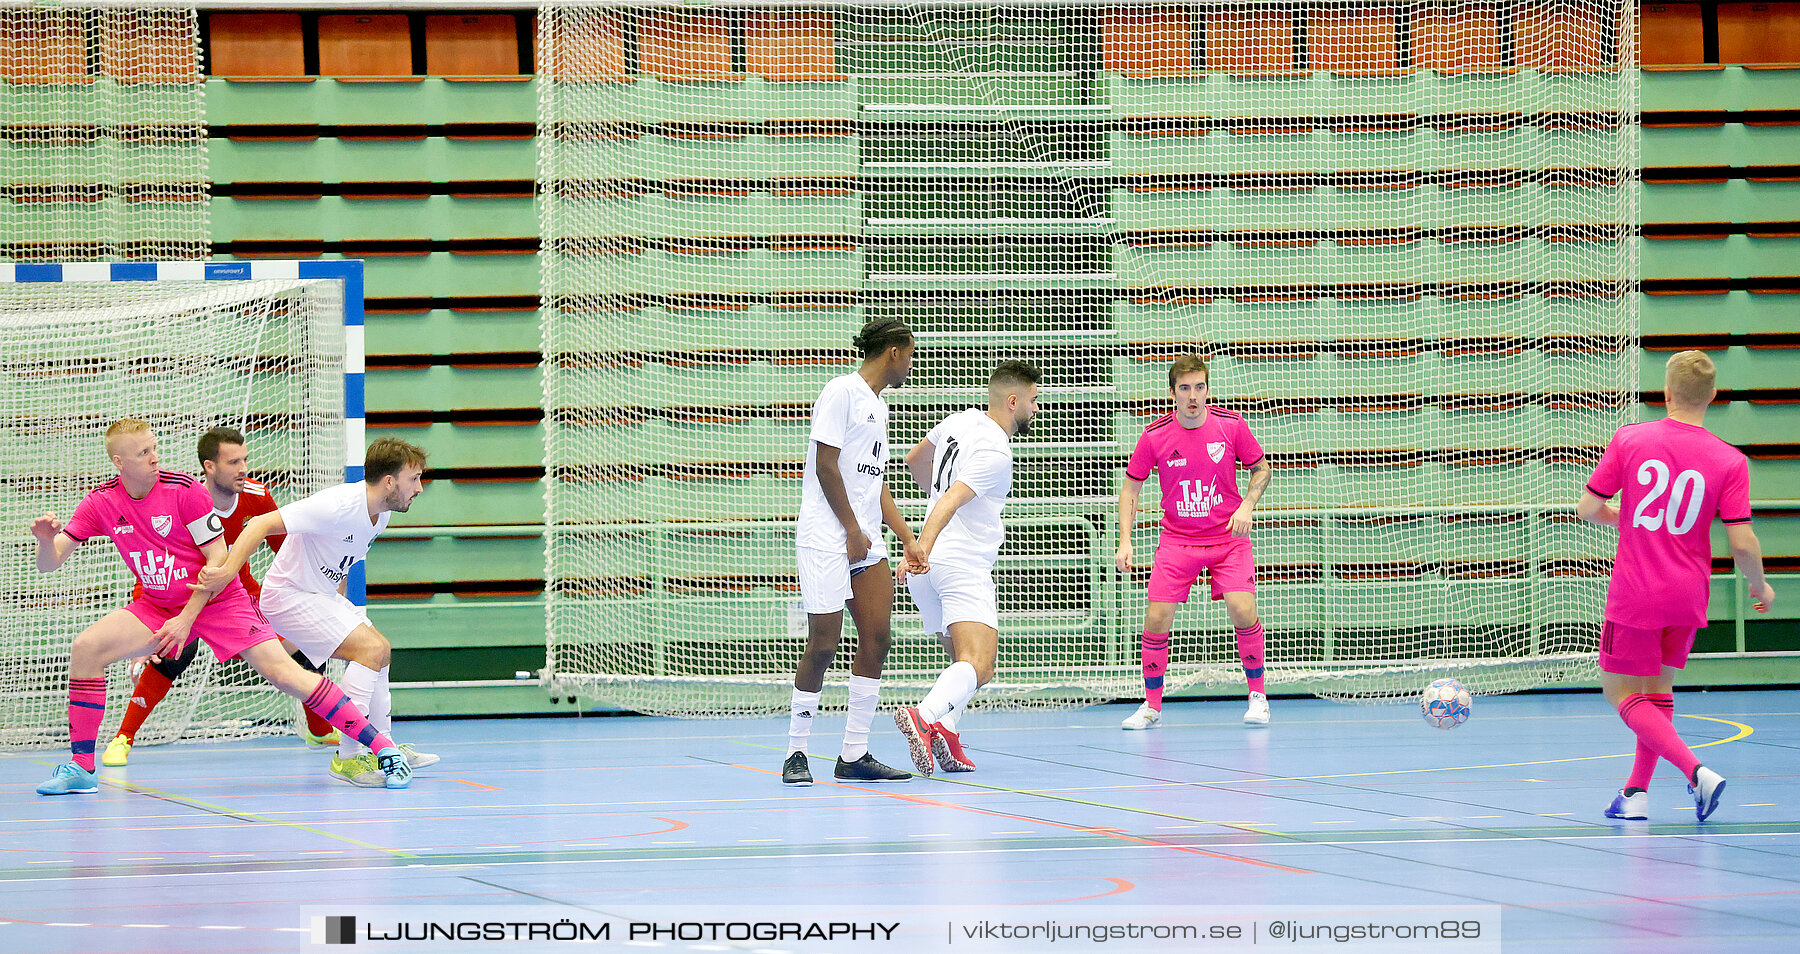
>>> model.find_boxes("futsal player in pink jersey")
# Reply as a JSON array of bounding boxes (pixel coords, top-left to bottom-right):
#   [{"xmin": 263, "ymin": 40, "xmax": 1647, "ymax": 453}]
[
  {"xmin": 1116, "ymin": 355, "xmax": 1273, "ymax": 729},
  {"xmin": 1577, "ymin": 351, "xmax": 1773, "ymax": 822},
  {"xmin": 29, "ymin": 420, "xmax": 411, "ymax": 795}
]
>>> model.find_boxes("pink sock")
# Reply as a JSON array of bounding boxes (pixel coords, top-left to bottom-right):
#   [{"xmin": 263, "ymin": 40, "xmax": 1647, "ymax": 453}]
[
  {"xmin": 1624, "ymin": 693, "xmax": 1674, "ymax": 792},
  {"xmin": 68, "ymin": 677, "xmax": 107, "ymax": 772},
  {"xmin": 1618, "ymin": 692, "xmax": 1700, "ymax": 784},
  {"xmin": 304, "ymin": 678, "xmax": 395, "ymax": 754},
  {"xmin": 1235, "ymin": 620, "xmax": 1266, "ymax": 694},
  {"xmin": 1141, "ymin": 631, "xmax": 1169, "ymax": 710}
]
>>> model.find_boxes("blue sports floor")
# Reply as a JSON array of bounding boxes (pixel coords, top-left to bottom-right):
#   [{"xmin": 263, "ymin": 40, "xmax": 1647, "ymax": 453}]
[{"xmin": 2, "ymin": 690, "xmax": 1797, "ymax": 953}]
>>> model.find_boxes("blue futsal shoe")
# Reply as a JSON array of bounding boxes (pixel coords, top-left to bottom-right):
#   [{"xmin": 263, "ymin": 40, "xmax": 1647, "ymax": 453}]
[
  {"xmin": 37, "ymin": 761, "xmax": 99, "ymax": 795},
  {"xmin": 374, "ymin": 746, "xmax": 413, "ymax": 789},
  {"xmin": 1689, "ymin": 765, "xmax": 1726, "ymax": 822}
]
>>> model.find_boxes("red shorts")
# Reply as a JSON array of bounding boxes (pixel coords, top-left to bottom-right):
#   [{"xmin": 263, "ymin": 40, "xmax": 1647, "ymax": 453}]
[
  {"xmin": 1599, "ymin": 619, "xmax": 1697, "ymax": 677},
  {"xmin": 124, "ymin": 588, "xmax": 277, "ymax": 663},
  {"xmin": 1148, "ymin": 536, "xmax": 1256, "ymax": 604}
]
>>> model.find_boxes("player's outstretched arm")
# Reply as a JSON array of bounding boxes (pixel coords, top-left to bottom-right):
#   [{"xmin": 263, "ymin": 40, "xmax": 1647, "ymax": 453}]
[
  {"xmin": 905, "ymin": 438, "xmax": 936, "ymax": 493},
  {"xmin": 1575, "ymin": 490, "xmax": 1619, "ymax": 528},
  {"xmin": 1116, "ymin": 478, "xmax": 1142, "ymax": 571},
  {"xmin": 32, "ymin": 514, "xmax": 79, "ymax": 573},
  {"xmin": 1726, "ymin": 523, "xmax": 1775, "ymax": 612},
  {"xmin": 915, "ymin": 480, "xmax": 976, "ymax": 563},
  {"xmin": 195, "ymin": 510, "xmax": 286, "ymax": 593}
]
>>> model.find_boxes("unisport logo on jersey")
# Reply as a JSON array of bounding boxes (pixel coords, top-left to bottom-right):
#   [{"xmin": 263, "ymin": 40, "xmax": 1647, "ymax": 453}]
[
  {"xmin": 856, "ymin": 439, "xmax": 886, "ymax": 477},
  {"xmin": 319, "ymin": 554, "xmax": 356, "ymax": 584},
  {"xmin": 127, "ymin": 550, "xmax": 188, "ymax": 591},
  {"xmin": 1175, "ymin": 478, "xmax": 1225, "ymax": 519}
]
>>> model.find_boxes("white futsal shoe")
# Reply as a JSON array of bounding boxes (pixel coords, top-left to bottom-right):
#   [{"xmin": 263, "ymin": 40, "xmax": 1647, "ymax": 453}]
[
  {"xmin": 1121, "ymin": 703, "xmax": 1161, "ymax": 730},
  {"xmin": 1243, "ymin": 691, "xmax": 1270, "ymax": 726}
]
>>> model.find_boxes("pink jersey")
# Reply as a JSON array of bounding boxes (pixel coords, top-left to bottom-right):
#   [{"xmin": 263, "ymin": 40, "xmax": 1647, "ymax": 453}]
[
  {"xmin": 62, "ymin": 470, "xmax": 244, "ymax": 610},
  {"xmin": 1126, "ymin": 408, "xmax": 1266, "ymax": 546},
  {"xmin": 1586, "ymin": 418, "xmax": 1753, "ymax": 629}
]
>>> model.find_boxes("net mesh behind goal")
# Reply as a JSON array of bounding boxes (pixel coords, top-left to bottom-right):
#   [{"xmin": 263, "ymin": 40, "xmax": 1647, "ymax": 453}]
[
  {"xmin": 540, "ymin": 2, "xmax": 1639, "ymax": 716},
  {"xmin": 0, "ymin": 271, "xmax": 346, "ymax": 748},
  {"xmin": 0, "ymin": 5, "xmax": 207, "ymax": 262}
]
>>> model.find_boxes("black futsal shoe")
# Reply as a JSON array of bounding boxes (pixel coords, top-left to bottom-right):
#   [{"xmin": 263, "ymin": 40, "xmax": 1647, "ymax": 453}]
[
  {"xmin": 782, "ymin": 750, "xmax": 813, "ymax": 786},
  {"xmin": 834, "ymin": 752, "xmax": 913, "ymax": 783}
]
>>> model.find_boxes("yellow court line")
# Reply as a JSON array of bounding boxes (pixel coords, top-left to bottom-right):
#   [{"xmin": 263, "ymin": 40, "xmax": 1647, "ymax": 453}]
[
  {"xmin": 99, "ymin": 775, "xmax": 420, "ymax": 859},
  {"xmin": 23, "ymin": 758, "xmax": 417, "ymax": 860}
]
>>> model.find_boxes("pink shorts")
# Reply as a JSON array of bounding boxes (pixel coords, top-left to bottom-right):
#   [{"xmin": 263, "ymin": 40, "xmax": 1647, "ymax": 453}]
[
  {"xmin": 1599, "ymin": 619, "xmax": 1697, "ymax": 677},
  {"xmin": 1148, "ymin": 537, "xmax": 1256, "ymax": 604},
  {"xmin": 125, "ymin": 588, "xmax": 277, "ymax": 663}
]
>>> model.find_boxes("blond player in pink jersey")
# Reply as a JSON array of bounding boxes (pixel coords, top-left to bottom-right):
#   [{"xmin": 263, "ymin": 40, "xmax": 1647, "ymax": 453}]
[
  {"xmin": 1116, "ymin": 355, "xmax": 1273, "ymax": 730},
  {"xmin": 1577, "ymin": 351, "xmax": 1773, "ymax": 822},
  {"xmin": 29, "ymin": 420, "xmax": 410, "ymax": 795}
]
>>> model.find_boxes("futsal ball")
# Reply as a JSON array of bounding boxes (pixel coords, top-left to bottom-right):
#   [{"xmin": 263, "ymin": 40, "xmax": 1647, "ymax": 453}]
[{"xmin": 1420, "ymin": 678, "xmax": 1472, "ymax": 730}]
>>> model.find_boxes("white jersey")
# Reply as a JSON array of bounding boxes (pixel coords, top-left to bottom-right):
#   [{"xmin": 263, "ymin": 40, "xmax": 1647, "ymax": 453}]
[
  {"xmin": 797, "ymin": 371, "xmax": 890, "ymax": 553},
  {"xmin": 264, "ymin": 481, "xmax": 390, "ymax": 595},
  {"xmin": 921, "ymin": 407, "xmax": 1014, "ymax": 569}
]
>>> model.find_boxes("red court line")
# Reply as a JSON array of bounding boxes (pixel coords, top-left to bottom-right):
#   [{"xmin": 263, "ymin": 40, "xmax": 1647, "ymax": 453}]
[
  {"xmin": 455, "ymin": 779, "xmax": 505, "ymax": 790},
  {"xmin": 730, "ymin": 764, "xmax": 1312, "ymax": 875},
  {"xmin": 1030, "ymin": 877, "xmax": 1137, "ymax": 904}
]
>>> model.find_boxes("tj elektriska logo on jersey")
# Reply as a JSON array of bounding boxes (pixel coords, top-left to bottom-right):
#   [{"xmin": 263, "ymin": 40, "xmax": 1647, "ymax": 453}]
[
  {"xmin": 1174, "ymin": 478, "xmax": 1224, "ymax": 518},
  {"xmin": 127, "ymin": 550, "xmax": 187, "ymax": 590}
]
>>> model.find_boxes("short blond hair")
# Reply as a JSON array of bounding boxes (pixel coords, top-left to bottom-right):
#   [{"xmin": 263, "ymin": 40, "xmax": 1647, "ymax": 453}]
[
  {"xmin": 104, "ymin": 419, "xmax": 152, "ymax": 457},
  {"xmin": 1665, "ymin": 350, "xmax": 1717, "ymax": 408}
]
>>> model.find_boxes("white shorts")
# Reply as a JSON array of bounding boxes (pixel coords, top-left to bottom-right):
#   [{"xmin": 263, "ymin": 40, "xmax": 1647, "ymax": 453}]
[
  {"xmin": 258, "ymin": 586, "xmax": 371, "ymax": 667},
  {"xmin": 905, "ymin": 560, "xmax": 998, "ymax": 635},
  {"xmin": 797, "ymin": 544, "xmax": 887, "ymax": 615}
]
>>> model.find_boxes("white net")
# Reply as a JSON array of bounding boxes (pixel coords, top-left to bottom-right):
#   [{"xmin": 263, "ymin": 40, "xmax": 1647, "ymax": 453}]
[
  {"xmin": 540, "ymin": 2, "xmax": 1639, "ymax": 715},
  {"xmin": 0, "ymin": 274, "xmax": 347, "ymax": 748},
  {"xmin": 0, "ymin": 5, "xmax": 207, "ymax": 262}
]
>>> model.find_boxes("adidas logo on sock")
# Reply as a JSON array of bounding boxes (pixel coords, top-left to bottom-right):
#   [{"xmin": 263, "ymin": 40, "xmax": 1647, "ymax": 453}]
[{"xmin": 130, "ymin": 696, "xmax": 145, "ymax": 706}]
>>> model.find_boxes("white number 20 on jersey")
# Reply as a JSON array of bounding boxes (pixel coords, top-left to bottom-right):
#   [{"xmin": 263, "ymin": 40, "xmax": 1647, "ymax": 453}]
[{"xmin": 1632, "ymin": 458, "xmax": 1706, "ymax": 535}]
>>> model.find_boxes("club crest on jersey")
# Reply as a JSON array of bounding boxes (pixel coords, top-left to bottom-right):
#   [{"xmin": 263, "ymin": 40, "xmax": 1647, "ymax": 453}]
[
  {"xmin": 152, "ymin": 515, "xmax": 173, "ymax": 536},
  {"xmin": 1207, "ymin": 441, "xmax": 1227, "ymax": 463}
]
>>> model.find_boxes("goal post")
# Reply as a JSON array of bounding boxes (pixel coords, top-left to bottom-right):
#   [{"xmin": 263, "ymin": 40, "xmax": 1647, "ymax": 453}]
[
  {"xmin": 538, "ymin": 2, "xmax": 1640, "ymax": 715},
  {"xmin": 0, "ymin": 259, "xmax": 363, "ymax": 748}
]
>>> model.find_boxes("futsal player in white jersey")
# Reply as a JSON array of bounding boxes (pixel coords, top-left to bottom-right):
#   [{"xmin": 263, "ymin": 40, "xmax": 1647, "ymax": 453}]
[
  {"xmin": 783, "ymin": 318, "xmax": 923, "ymax": 785},
  {"xmin": 197, "ymin": 438, "xmax": 440, "ymax": 787},
  {"xmin": 894, "ymin": 360, "xmax": 1041, "ymax": 776}
]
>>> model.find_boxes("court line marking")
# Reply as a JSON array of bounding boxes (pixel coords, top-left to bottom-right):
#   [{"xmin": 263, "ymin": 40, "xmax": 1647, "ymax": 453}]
[
  {"xmin": 456, "ymin": 779, "xmax": 504, "ymax": 791},
  {"xmin": 8, "ymin": 829, "xmax": 1800, "ymax": 886},
  {"xmin": 14, "ymin": 760, "xmax": 421, "ymax": 860},
  {"xmin": 719, "ymin": 761, "xmax": 1312, "ymax": 875}
]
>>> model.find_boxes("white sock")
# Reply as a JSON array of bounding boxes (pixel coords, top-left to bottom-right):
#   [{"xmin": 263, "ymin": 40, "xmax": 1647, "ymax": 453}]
[
  {"xmin": 939, "ymin": 706, "xmax": 961, "ymax": 733},
  {"xmin": 918, "ymin": 661, "xmax": 978, "ymax": 725},
  {"xmin": 841, "ymin": 675, "xmax": 880, "ymax": 762},
  {"xmin": 338, "ymin": 662, "xmax": 379, "ymax": 759},
  {"xmin": 787, "ymin": 688, "xmax": 820, "ymax": 755},
  {"xmin": 368, "ymin": 665, "xmax": 393, "ymax": 737}
]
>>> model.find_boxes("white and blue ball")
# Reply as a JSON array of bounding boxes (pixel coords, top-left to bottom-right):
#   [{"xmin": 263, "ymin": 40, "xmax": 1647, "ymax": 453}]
[{"xmin": 1420, "ymin": 678, "xmax": 1472, "ymax": 730}]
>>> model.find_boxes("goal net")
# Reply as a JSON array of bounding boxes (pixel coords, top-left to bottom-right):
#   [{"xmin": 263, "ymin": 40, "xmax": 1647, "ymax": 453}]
[
  {"xmin": 0, "ymin": 263, "xmax": 352, "ymax": 748},
  {"xmin": 540, "ymin": 2, "xmax": 1639, "ymax": 715},
  {"xmin": 0, "ymin": 5, "xmax": 207, "ymax": 262}
]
